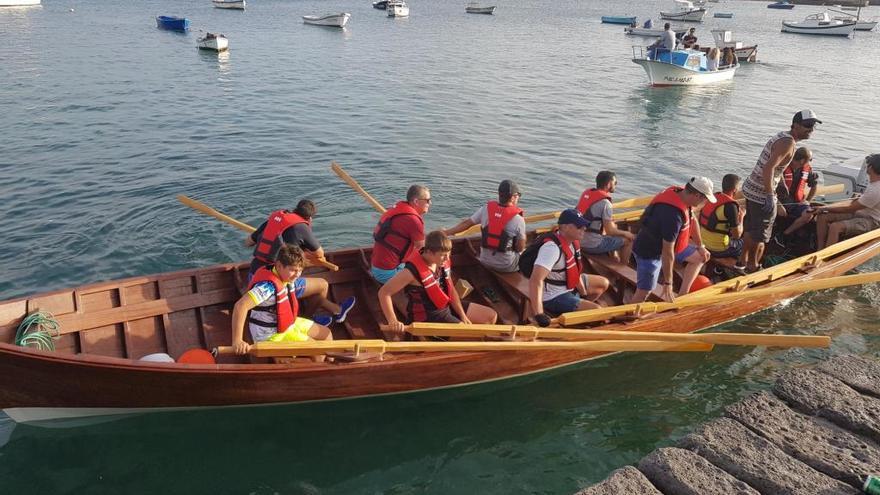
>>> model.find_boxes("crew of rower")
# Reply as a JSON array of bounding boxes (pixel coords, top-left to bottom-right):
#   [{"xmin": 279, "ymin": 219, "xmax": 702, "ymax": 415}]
[{"xmin": 231, "ymin": 108, "xmax": 880, "ymax": 353}]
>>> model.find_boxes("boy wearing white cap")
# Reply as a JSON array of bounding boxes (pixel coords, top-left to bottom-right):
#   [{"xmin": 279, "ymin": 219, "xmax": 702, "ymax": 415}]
[
  {"xmin": 631, "ymin": 178, "xmax": 715, "ymax": 303},
  {"xmin": 739, "ymin": 109, "xmax": 821, "ymax": 272}
]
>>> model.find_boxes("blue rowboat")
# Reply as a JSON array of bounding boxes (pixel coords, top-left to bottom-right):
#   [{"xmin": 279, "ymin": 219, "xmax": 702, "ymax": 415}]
[
  {"xmin": 714, "ymin": 12, "xmax": 734, "ymax": 18},
  {"xmin": 156, "ymin": 15, "xmax": 190, "ymax": 31},
  {"xmin": 601, "ymin": 15, "xmax": 637, "ymax": 25}
]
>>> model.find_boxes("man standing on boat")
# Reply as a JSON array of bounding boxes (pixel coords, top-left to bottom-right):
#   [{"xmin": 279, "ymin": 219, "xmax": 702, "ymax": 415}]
[
  {"xmin": 231, "ymin": 244, "xmax": 333, "ymax": 356},
  {"xmin": 738, "ymin": 110, "xmax": 820, "ymax": 272},
  {"xmin": 815, "ymin": 154, "xmax": 880, "ymax": 250},
  {"xmin": 371, "ymin": 185, "xmax": 431, "ymax": 284},
  {"xmin": 630, "ymin": 177, "xmax": 715, "ymax": 303},
  {"xmin": 699, "ymin": 174, "xmax": 746, "ymax": 261},
  {"xmin": 443, "ymin": 180, "xmax": 526, "ymax": 273},
  {"xmin": 247, "ymin": 199, "xmax": 356, "ymax": 325},
  {"xmin": 576, "ymin": 171, "xmax": 634, "ymax": 264},
  {"xmin": 523, "ymin": 209, "xmax": 609, "ymax": 327}
]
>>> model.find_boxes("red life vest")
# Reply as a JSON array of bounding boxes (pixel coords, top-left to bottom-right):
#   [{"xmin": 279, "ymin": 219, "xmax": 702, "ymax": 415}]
[
  {"xmin": 543, "ymin": 231, "xmax": 582, "ymax": 290},
  {"xmin": 576, "ymin": 188, "xmax": 612, "ymax": 233},
  {"xmin": 699, "ymin": 192, "xmax": 738, "ymax": 234},
  {"xmin": 248, "ymin": 266, "xmax": 299, "ymax": 334},
  {"xmin": 646, "ymin": 187, "xmax": 692, "ymax": 254},
  {"xmin": 481, "ymin": 201, "xmax": 523, "ymax": 253},
  {"xmin": 253, "ymin": 210, "xmax": 311, "ymax": 264},
  {"xmin": 403, "ymin": 252, "xmax": 453, "ymax": 322},
  {"xmin": 373, "ymin": 201, "xmax": 424, "ymax": 265},
  {"xmin": 781, "ymin": 162, "xmax": 812, "ymax": 203}
]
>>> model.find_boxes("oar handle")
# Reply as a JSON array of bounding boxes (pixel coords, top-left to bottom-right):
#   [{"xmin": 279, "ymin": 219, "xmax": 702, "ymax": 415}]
[
  {"xmin": 331, "ymin": 161, "xmax": 387, "ymax": 214},
  {"xmin": 214, "ymin": 346, "xmax": 233, "ymax": 355}
]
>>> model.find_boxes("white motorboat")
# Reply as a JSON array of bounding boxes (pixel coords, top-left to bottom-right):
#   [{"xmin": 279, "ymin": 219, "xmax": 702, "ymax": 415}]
[
  {"xmin": 660, "ymin": 0, "xmax": 707, "ymax": 22},
  {"xmin": 0, "ymin": 0, "xmax": 40, "ymax": 5},
  {"xmin": 632, "ymin": 46, "xmax": 738, "ymax": 86},
  {"xmin": 197, "ymin": 33, "xmax": 229, "ymax": 52},
  {"xmin": 782, "ymin": 12, "xmax": 857, "ymax": 36},
  {"xmin": 710, "ymin": 29, "xmax": 758, "ymax": 62},
  {"xmin": 624, "ymin": 26, "xmax": 687, "ymax": 37},
  {"xmin": 302, "ymin": 12, "xmax": 351, "ymax": 27},
  {"xmin": 212, "ymin": 0, "xmax": 245, "ymax": 10},
  {"xmin": 466, "ymin": 3, "xmax": 496, "ymax": 14},
  {"xmin": 387, "ymin": 0, "xmax": 409, "ymax": 17}
]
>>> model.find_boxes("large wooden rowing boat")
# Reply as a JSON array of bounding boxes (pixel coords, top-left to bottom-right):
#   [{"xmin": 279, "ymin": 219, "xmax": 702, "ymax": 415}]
[{"xmin": 1, "ymin": 221, "xmax": 879, "ymax": 424}]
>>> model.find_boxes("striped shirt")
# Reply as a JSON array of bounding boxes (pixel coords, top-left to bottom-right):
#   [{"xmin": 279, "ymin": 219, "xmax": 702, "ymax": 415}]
[{"xmin": 742, "ymin": 131, "xmax": 794, "ymax": 203}]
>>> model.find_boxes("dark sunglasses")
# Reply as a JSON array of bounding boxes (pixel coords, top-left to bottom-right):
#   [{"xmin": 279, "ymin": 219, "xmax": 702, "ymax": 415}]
[{"xmin": 800, "ymin": 121, "xmax": 815, "ymax": 129}]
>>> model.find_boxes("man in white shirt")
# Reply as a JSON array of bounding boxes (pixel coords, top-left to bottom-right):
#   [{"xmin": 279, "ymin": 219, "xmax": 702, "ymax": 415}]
[
  {"xmin": 648, "ymin": 23, "xmax": 677, "ymax": 60},
  {"xmin": 815, "ymin": 154, "xmax": 880, "ymax": 249},
  {"xmin": 527, "ymin": 209, "xmax": 609, "ymax": 327}
]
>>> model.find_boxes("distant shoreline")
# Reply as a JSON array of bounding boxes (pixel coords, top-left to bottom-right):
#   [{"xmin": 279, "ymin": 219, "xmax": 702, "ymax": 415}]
[{"xmin": 750, "ymin": 0, "xmax": 869, "ymax": 6}]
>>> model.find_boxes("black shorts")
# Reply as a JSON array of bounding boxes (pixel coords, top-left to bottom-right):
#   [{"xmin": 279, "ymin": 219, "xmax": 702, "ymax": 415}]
[{"xmin": 744, "ymin": 199, "xmax": 776, "ymax": 243}]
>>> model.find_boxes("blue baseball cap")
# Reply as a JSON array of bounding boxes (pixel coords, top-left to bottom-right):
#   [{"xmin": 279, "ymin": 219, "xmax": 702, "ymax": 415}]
[{"xmin": 558, "ymin": 209, "xmax": 590, "ymax": 228}]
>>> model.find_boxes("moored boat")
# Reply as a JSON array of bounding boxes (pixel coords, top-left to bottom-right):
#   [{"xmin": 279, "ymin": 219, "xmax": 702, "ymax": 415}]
[
  {"xmin": 0, "ymin": 0, "xmax": 40, "ymax": 5},
  {"xmin": 2, "ymin": 196, "xmax": 876, "ymax": 424},
  {"xmin": 303, "ymin": 12, "xmax": 351, "ymax": 27},
  {"xmin": 197, "ymin": 32, "xmax": 228, "ymax": 51},
  {"xmin": 624, "ymin": 26, "xmax": 687, "ymax": 37},
  {"xmin": 466, "ymin": 3, "xmax": 496, "ymax": 14},
  {"xmin": 831, "ymin": 11, "xmax": 878, "ymax": 30},
  {"xmin": 660, "ymin": 0, "xmax": 707, "ymax": 22},
  {"xmin": 710, "ymin": 29, "xmax": 758, "ymax": 62},
  {"xmin": 713, "ymin": 12, "xmax": 734, "ymax": 18},
  {"xmin": 372, "ymin": 0, "xmax": 388, "ymax": 9},
  {"xmin": 632, "ymin": 46, "xmax": 738, "ymax": 86},
  {"xmin": 156, "ymin": 15, "xmax": 190, "ymax": 32},
  {"xmin": 768, "ymin": 0, "xmax": 796, "ymax": 9},
  {"xmin": 212, "ymin": 0, "xmax": 245, "ymax": 10},
  {"xmin": 387, "ymin": 0, "xmax": 409, "ymax": 17},
  {"xmin": 601, "ymin": 15, "xmax": 637, "ymax": 24},
  {"xmin": 782, "ymin": 12, "xmax": 856, "ymax": 36}
]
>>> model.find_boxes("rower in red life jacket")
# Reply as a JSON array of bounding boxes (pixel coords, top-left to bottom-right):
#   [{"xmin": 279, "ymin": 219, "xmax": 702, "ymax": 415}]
[
  {"xmin": 371, "ymin": 185, "xmax": 430, "ymax": 284},
  {"xmin": 521, "ymin": 209, "xmax": 610, "ymax": 327},
  {"xmin": 576, "ymin": 171, "xmax": 634, "ymax": 263},
  {"xmin": 774, "ymin": 147, "xmax": 818, "ymax": 244},
  {"xmin": 230, "ymin": 244, "xmax": 332, "ymax": 358},
  {"xmin": 443, "ymin": 180, "xmax": 526, "ymax": 273},
  {"xmin": 631, "ymin": 177, "xmax": 715, "ymax": 303},
  {"xmin": 378, "ymin": 231, "xmax": 497, "ymax": 336},
  {"xmin": 699, "ymin": 174, "xmax": 746, "ymax": 261},
  {"xmin": 246, "ymin": 199, "xmax": 356, "ymax": 325}
]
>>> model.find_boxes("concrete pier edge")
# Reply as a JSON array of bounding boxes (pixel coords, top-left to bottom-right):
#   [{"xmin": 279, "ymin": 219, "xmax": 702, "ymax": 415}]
[{"xmin": 574, "ymin": 354, "xmax": 880, "ymax": 495}]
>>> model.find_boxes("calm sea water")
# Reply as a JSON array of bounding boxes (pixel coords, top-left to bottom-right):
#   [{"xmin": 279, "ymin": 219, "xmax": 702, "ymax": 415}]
[{"xmin": 2, "ymin": 0, "xmax": 880, "ymax": 492}]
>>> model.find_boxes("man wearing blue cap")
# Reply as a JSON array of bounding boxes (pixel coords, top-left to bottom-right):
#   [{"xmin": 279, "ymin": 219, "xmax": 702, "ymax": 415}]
[{"xmin": 524, "ymin": 209, "xmax": 609, "ymax": 327}]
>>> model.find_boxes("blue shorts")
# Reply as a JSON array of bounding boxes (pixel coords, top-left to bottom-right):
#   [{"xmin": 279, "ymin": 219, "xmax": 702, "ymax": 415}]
[
  {"xmin": 786, "ymin": 203, "xmax": 811, "ymax": 218},
  {"xmin": 635, "ymin": 255, "xmax": 662, "ymax": 291},
  {"xmin": 583, "ymin": 235, "xmax": 625, "ymax": 255},
  {"xmin": 371, "ymin": 264, "xmax": 405, "ymax": 284},
  {"xmin": 674, "ymin": 244, "xmax": 698, "ymax": 264},
  {"xmin": 543, "ymin": 290, "xmax": 582, "ymax": 315}
]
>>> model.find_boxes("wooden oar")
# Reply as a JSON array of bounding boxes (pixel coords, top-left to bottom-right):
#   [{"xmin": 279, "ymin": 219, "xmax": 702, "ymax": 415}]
[
  {"xmin": 177, "ymin": 195, "xmax": 339, "ymax": 271},
  {"xmin": 330, "ymin": 161, "xmax": 387, "ymax": 214},
  {"xmin": 558, "ymin": 271, "xmax": 880, "ymax": 326},
  {"xmin": 215, "ymin": 338, "xmax": 713, "ymax": 358},
  {"xmin": 408, "ymin": 322, "xmax": 830, "ymax": 348}
]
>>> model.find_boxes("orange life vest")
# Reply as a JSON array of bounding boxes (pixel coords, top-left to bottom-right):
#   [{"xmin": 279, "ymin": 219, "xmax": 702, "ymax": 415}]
[
  {"xmin": 646, "ymin": 186, "xmax": 692, "ymax": 254},
  {"xmin": 403, "ymin": 252, "xmax": 453, "ymax": 322},
  {"xmin": 699, "ymin": 192, "xmax": 737, "ymax": 234},
  {"xmin": 576, "ymin": 188, "xmax": 612, "ymax": 233},
  {"xmin": 481, "ymin": 201, "xmax": 523, "ymax": 253},
  {"xmin": 373, "ymin": 201, "xmax": 424, "ymax": 265},
  {"xmin": 253, "ymin": 210, "xmax": 311, "ymax": 264},
  {"xmin": 781, "ymin": 162, "xmax": 812, "ymax": 203},
  {"xmin": 248, "ymin": 266, "xmax": 299, "ymax": 333}
]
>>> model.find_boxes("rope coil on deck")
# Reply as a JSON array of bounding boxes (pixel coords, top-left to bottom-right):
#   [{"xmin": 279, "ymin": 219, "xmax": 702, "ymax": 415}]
[{"xmin": 15, "ymin": 311, "xmax": 60, "ymax": 351}]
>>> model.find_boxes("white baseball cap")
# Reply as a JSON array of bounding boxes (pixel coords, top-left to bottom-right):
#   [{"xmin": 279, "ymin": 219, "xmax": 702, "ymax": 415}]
[
  {"xmin": 792, "ymin": 109, "xmax": 822, "ymax": 125},
  {"xmin": 688, "ymin": 177, "xmax": 717, "ymax": 203}
]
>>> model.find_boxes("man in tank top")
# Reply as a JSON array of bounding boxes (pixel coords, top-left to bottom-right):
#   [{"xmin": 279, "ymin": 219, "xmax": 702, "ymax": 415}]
[{"xmin": 738, "ymin": 109, "xmax": 821, "ymax": 272}]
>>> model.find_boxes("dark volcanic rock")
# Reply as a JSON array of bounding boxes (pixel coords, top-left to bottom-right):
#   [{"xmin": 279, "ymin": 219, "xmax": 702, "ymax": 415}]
[
  {"xmin": 638, "ymin": 447, "xmax": 758, "ymax": 495},
  {"xmin": 727, "ymin": 391, "xmax": 880, "ymax": 489},
  {"xmin": 774, "ymin": 368, "xmax": 880, "ymax": 443},
  {"xmin": 679, "ymin": 417, "xmax": 857, "ymax": 494},
  {"xmin": 818, "ymin": 355, "xmax": 880, "ymax": 399},
  {"xmin": 573, "ymin": 466, "xmax": 661, "ymax": 495}
]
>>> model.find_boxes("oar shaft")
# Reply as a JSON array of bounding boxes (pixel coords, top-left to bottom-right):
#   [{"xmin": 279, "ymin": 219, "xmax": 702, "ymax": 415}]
[{"xmin": 331, "ymin": 161, "xmax": 386, "ymax": 214}]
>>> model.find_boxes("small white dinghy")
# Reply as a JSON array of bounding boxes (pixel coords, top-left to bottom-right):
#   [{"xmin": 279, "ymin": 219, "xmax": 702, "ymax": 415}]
[
  {"xmin": 212, "ymin": 0, "xmax": 245, "ymax": 10},
  {"xmin": 782, "ymin": 12, "xmax": 857, "ymax": 36},
  {"xmin": 197, "ymin": 32, "xmax": 229, "ymax": 52},
  {"xmin": 632, "ymin": 46, "xmax": 738, "ymax": 86},
  {"xmin": 466, "ymin": 3, "xmax": 496, "ymax": 14},
  {"xmin": 302, "ymin": 12, "xmax": 351, "ymax": 27},
  {"xmin": 387, "ymin": 0, "xmax": 409, "ymax": 17},
  {"xmin": 660, "ymin": 0, "xmax": 707, "ymax": 22}
]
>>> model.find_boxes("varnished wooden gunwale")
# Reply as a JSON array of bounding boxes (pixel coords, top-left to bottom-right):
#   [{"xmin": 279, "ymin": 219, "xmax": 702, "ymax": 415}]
[{"xmin": 1, "ymin": 233, "xmax": 878, "ymax": 413}]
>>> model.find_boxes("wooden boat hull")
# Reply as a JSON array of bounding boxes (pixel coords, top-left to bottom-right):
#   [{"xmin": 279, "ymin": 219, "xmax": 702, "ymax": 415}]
[{"xmin": 3, "ymin": 230, "xmax": 879, "ymax": 423}]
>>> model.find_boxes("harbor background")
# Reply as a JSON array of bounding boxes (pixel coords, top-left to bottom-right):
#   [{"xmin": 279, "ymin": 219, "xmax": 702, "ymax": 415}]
[{"xmin": 1, "ymin": 0, "xmax": 879, "ymax": 492}]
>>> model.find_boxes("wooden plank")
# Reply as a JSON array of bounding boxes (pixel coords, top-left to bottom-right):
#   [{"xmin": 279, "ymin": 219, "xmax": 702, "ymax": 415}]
[
  {"xmin": 126, "ymin": 316, "xmax": 167, "ymax": 360},
  {"xmin": 196, "ymin": 270, "xmax": 235, "ymax": 292},
  {"xmin": 123, "ymin": 281, "xmax": 159, "ymax": 304},
  {"xmin": 165, "ymin": 309, "xmax": 204, "ymax": 359},
  {"xmin": 80, "ymin": 324, "xmax": 126, "ymax": 358},
  {"xmin": 28, "ymin": 291, "xmax": 76, "ymax": 316},
  {"xmin": 53, "ymin": 333, "xmax": 79, "ymax": 354},
  {"xmin": 329, "ymin": 282, "xmax": 376, "ymax": 340},
  {"xmin": 79, "ymin": 289, "xmax": 120, "ymax": 313},
  {"xmin": 158, "ymin": 276, "xmax": 196, "ymax": 298}
]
